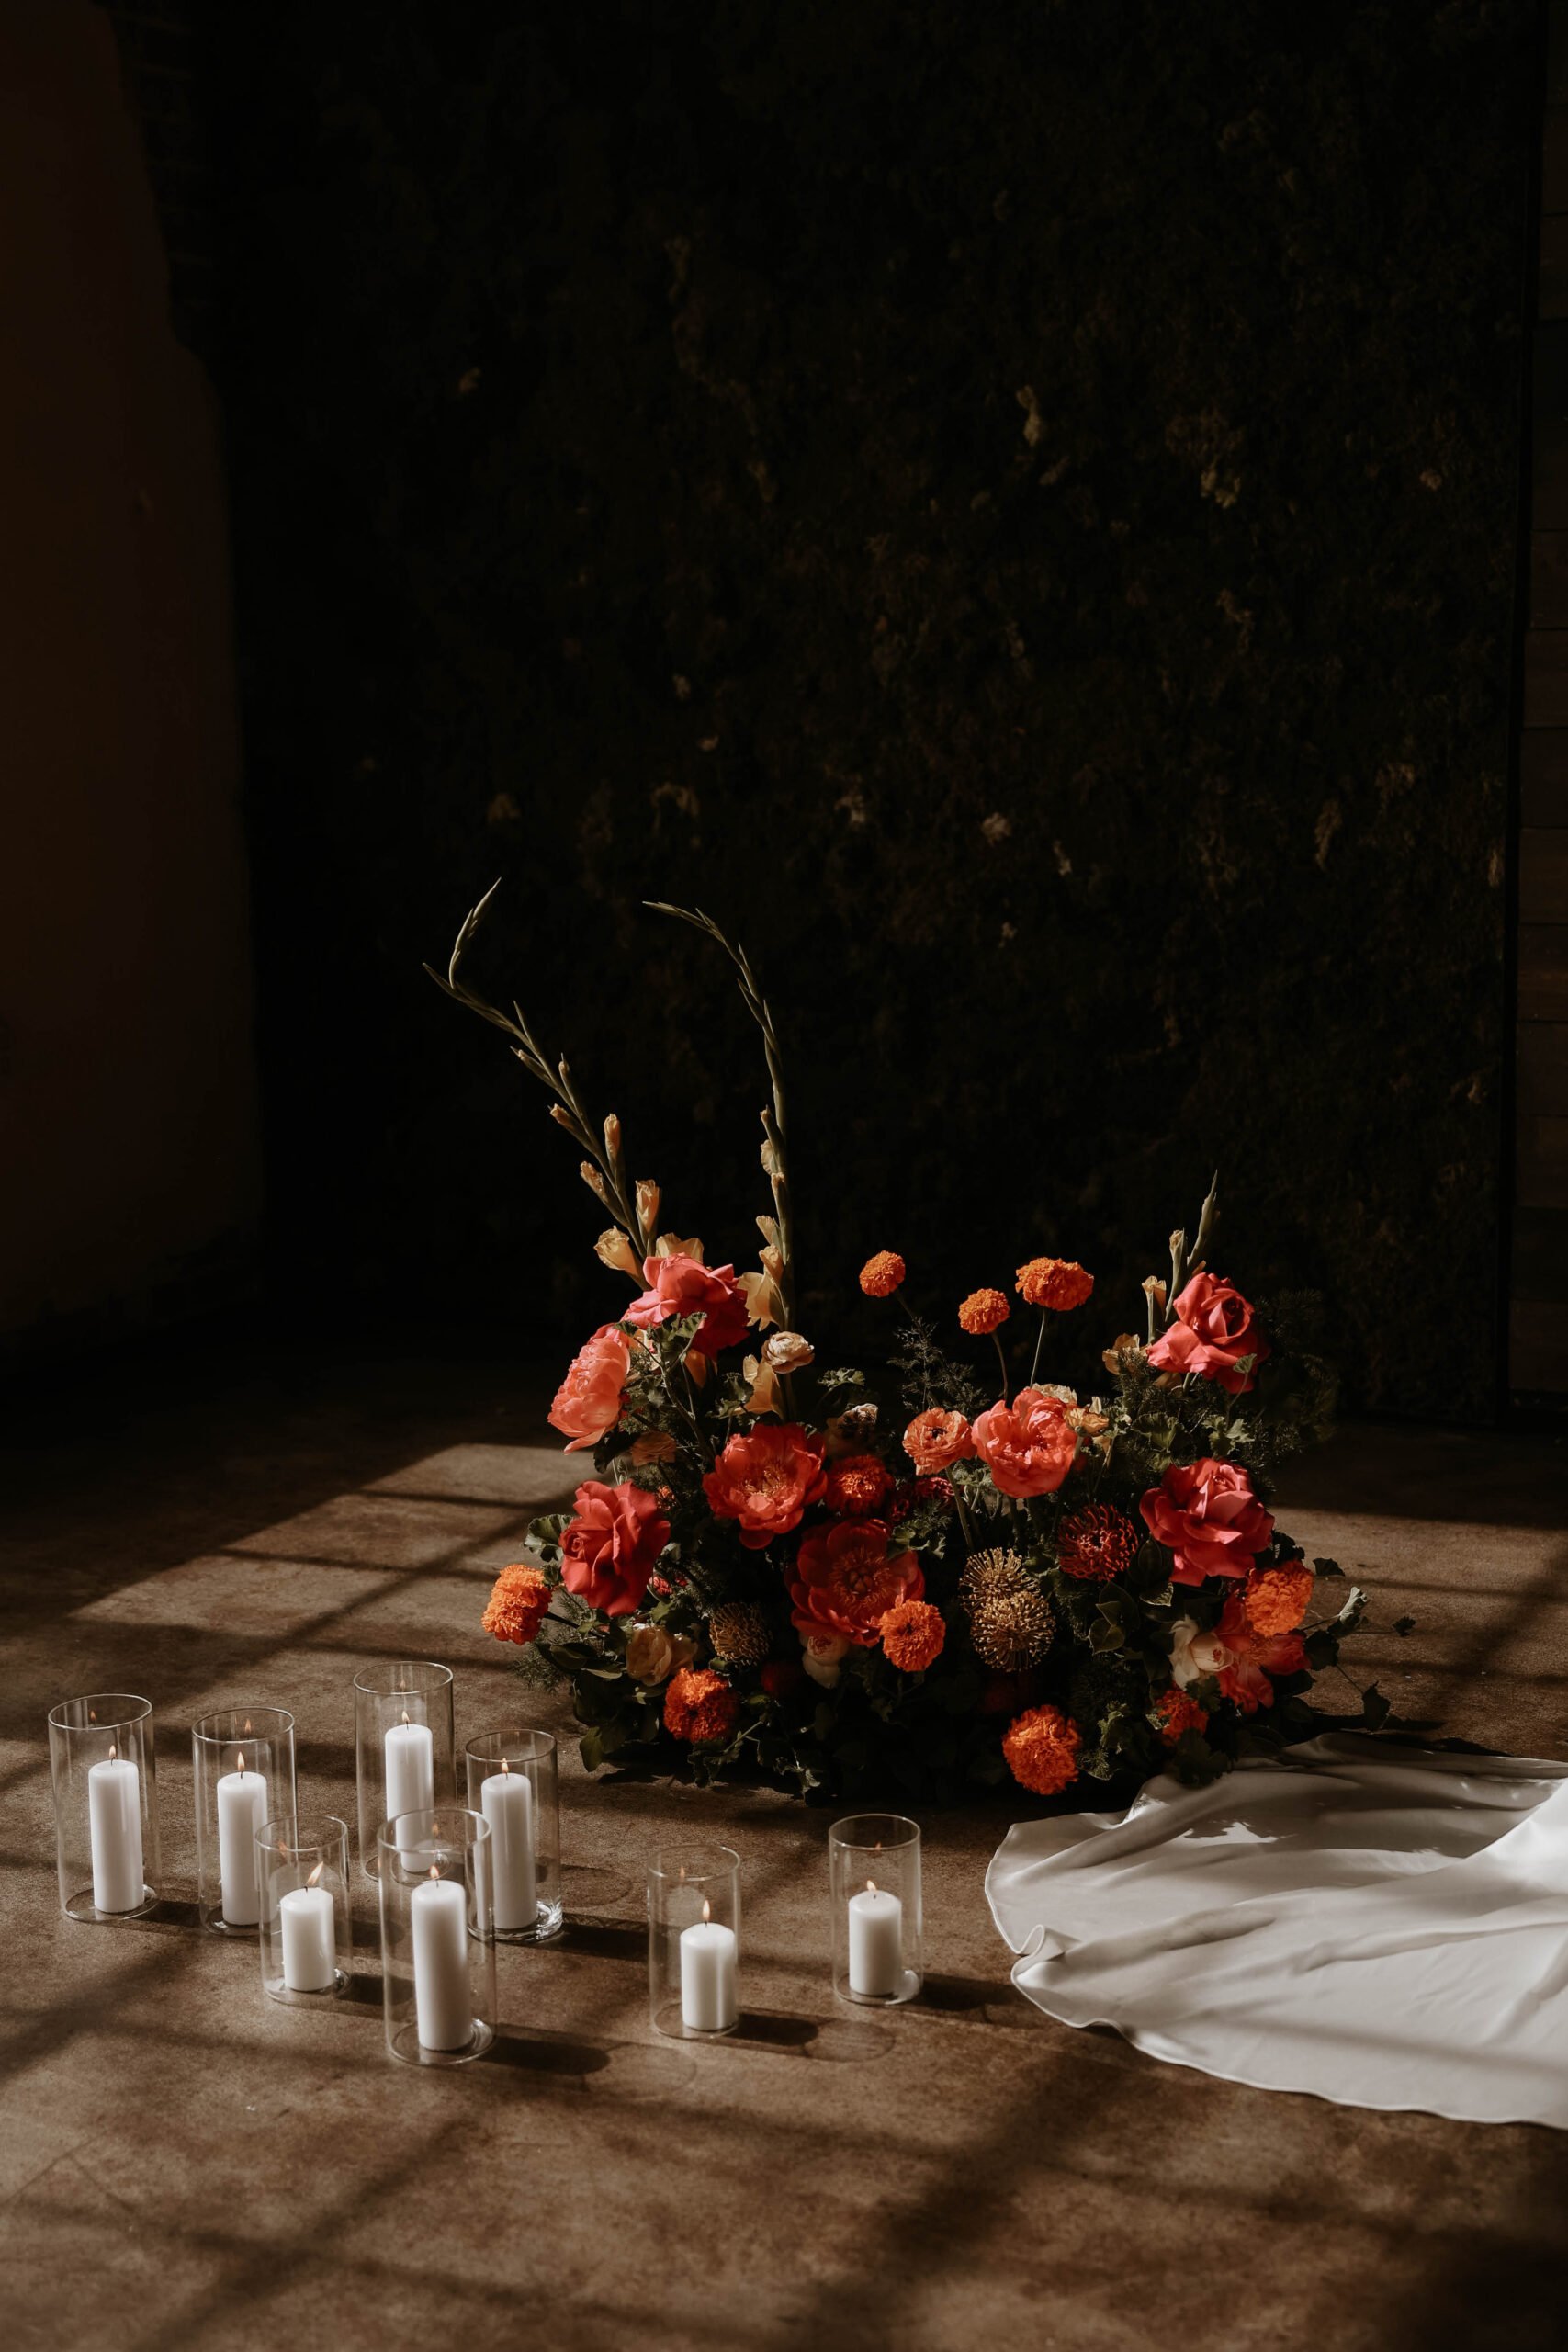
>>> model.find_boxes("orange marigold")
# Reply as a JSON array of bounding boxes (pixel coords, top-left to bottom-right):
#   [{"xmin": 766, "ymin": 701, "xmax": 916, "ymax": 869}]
[
  {"xmin": 958, "ymin": 1287, "xmax": 1010, "ymax": 1336},
  {"xmin": 1002, "ymin": 1702, "xmax": 1081, "ymax": 1797},
  {"xmin": 825, "ymin": 1453, "xmax": 895, "ymax": 1516},
  {"xmin": 1244, "ymin": 1562, "xmax": 1314, "ymax": 1637},
  {"xmin": 482, "ymin": 1561, "xmax": 552, "ymax": 1647},
  {"xmin": 1154, "ymin": 1687, "xmax": 1209, "ymax": 1746},
  {"xmin": 860, "ymin": 1251, "xmax": 906, "ymax": 1297},
  {"xmin": 663, "ymin": 1667, "xmax": 741, "ymax": 1746},
  {"xmin": 879, "ymin": 1598, "xmax": 946, "ymax": 1673},
  {"xmin": 1016, "ymin": 1256, "xmax": 1095, "ymax": 1311}
]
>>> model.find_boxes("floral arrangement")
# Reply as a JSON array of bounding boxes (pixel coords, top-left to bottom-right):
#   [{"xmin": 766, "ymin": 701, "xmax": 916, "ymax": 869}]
[{"xmin": 434, "ymin": 888, "xmax": 1382, "ymax": 1804}]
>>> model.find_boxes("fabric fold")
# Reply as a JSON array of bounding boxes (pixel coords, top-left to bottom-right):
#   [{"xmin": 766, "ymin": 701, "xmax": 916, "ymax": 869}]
[{"xmin": 985, "ymin": 1734, "xmax": 1568, "ymax": 2128}]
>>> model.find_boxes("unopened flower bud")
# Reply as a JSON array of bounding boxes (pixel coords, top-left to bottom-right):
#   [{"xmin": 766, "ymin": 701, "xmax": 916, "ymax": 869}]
[
  {"xmin": 604, "ymin": 1113, "xmax": 622, "ymax": 1161},
  {"xmin": 550, "ymin": 1104, "xmax": 574, "ymax": 1130},
  {"xmin": 1142, "ymin": 1276, "xmax": 1168, "ymax": 1308},
  {"xmin": 580, "ymin": 1160, "xmax": 610, "ymax": 1204},
  {"xmin": 636, "ymin": 1178, "xmax": 660, "ymax": 1229}
]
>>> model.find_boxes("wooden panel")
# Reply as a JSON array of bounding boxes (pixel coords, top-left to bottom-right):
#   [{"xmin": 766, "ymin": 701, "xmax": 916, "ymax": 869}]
[
  {"xmin": 1518, "ymin": 1020, "xmax": 1568, "ymax": 1114},
  {"xmin": 1517, "ymin": 1114, "xmax": 1568, "ymax": 1207},
  {"xmin": 1547, "ymin": 102, "xmax": 1568, "ymax": 213},
  {"xmin": 1532, "ymin": 533, "xmax": 1568, "ymax": 626},
  {"xmin": 1521, "ymin": 730, "xmax": 1568, "ymax": 824},
  {"xmin": 1520, "ymin": 831, "xmax": 1568, "ymax": 922},
  {"xmin": 1543, "ymin": 215, "xmax": 1568, "ymax": 319},
  {"xmin": 1511, "ymin": 1206, "xmax": 1568, "ymax": 1301},
  {"xmin": 1523, "ymin": 634, "xmax": 1568, "ymax": 727},
  {"xmin": 1519, "ymin": 925, "xmax": 1568, "ymax": 1019},
  {"xmin": 1511, "ymin": 1299, "xmax": 1568, "ymax": 1392},
  {"xmin": 1532, "ymin": 322, "xmax": 1568, "ymax": 528}
]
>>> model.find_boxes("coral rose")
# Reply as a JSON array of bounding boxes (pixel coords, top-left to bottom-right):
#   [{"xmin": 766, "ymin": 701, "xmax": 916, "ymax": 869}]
[
  {"xmin": 958, "ymin": 1287, "xmax": 1010, "ymax": 1335},
  {"xmin": 860, "ymin": 1251, "xmax": 906, "ymax": 1297},
  {"xmin": 903, "ymin": 1407, "xmax": 976, "ymax": 1474},
  {"xmin": 559, "ymin": 1479, "xmax": 671, "ymax": 1617},
  {"xmin": 973, "ymin": 1387, "xmax": 1078, "ymax": 1499},
  {"xmin": 663, "ymin": 1667, "xmax": 740, "ymax": 1745},
  {"xmin": 1154, "ymin": 1687, "xmax": 1209, "ymax": 1745},
  {"xmin": 790, "ymin": 1519, "xmax": 923, "ymax": 1647},
  {"xmin": 1244, "ymin": 1562, "xmax": 1314, "ymax": 1636},
  {"xmin": 879, "ymin": 1598, "xmax": 946, "ymax": 1673},
  {"xmin": 1146, "ymin": 1272, "xmax": 1270, "ymax": 1395},
  {"xmin": 703, "ymin": 1422, "xmax": 828, "ymax": 1550},
  {"xmin": 1002, "ymin": 1703, "xmax": 1081, "ymax": 1797},
  {"xmin": 548, "ymin": 1323, "xmax": 631, "ymax": 1453},
  {"xmin": 825, "ymin": 1453, "xmax": 894, "ymax": 1517},
  {"xmin": 624, "ymin": 1622, "xmax": 698, "ymax": 1685},
  {"xmin": 1140, "ymin": 1458, "xmax": 1273, "ymax": 1586},
  {"xmin": 625, "ymin": 1252, "xmax": 750, "ymax": 1356},
  {"xmin": 482, "ymin": 1561, "xmax": 552, "ymax": 1647},
  {"xmin": 1016, "ymin": 1257, "xmax": 1094, "ymax": 1311}
]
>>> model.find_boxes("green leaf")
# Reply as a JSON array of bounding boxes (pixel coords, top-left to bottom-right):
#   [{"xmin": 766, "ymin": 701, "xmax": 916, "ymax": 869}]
[
  {"xmin": 579, "ymin": 1727, "xmax": 604, "ymax": 1773},
  {"xmin": 1312, "ymin": 1556, "xmax": 1344, "ymax": 1578},
  {"xmin": 1393, "ymin": 1615, "xmax": 1416, "ymax": 1637},
  {"xmin": 1359, "ymin": 1683, "xmax": 1392, "ymax": 1731}
]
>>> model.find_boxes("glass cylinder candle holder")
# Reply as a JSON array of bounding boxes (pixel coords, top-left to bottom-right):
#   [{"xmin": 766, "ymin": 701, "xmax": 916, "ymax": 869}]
[
  {"xmin": 829, "ymin": 1814, "xmax": 922, "ymax": 2007},
  {"xmin": 377, "ymin": 1807, "xmax": 496, "ymax": 2066},
  {"xmin": 48, "ymin": 1694, "xmax": 162, "ymax": 1922},
  {"xmin": 354, "ymin": 1661, "xmax": 456, "ymax": 1877},
  {"xmin": 192, "ymin": 1708, "xmax": 297, "ymax": 1935},
  {"xmin": 648, "ymin": 1844, "xmax": 741, "ymax": 2041},
  {"xmin": 464, "ymin": 1728, "xmax": 562, "ymax": 1943},
  {"xmin": 255, "ymin": 1815, "xmax": 352, "ymax": 2003}
]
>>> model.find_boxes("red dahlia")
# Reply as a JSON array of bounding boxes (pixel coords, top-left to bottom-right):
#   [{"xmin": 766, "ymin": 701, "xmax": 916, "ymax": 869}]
[{"xmin": 1055, "ymin": 1505, "xmax": 1138, "ymax": 1583}]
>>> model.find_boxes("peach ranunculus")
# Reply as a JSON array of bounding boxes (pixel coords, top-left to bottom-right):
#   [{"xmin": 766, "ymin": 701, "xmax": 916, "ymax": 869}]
[
  {"xmin": 972, "ymin": 1387, "xmax": 1078, "ymax": 1499},
  {"xmin": 625, "ymin": 1252, "xmax": 751, "ymax": 1356},
  {"xmin": 903, "ymin": 1407, "xmax": 976, "ymax": 1474},
  {"xmin": 1140, "ymin": 1459, "xmax": 1274, "ymax": 1586},
  {"xmin": 559, "ymin": 1479, "xmax": 671, "ymax": 1616},
  {"xmin": 1146, "ymin": 1273, "xmax": 1270, "ymax": 1395},
  {"xmin": 548, "ymin": 1323, "xmax": 632, "ymax": 1453},
  {"xmin": 1170, "ymin": 1600, "xmax": 1304, "ymax": 1713},
  {"xmin": 703, "ymin": 1423, "xmax": 828, "ymax": 1550},
  {"xmin": 624, "ymin": 1621, "xmax": 698, "ymax": 1685},
  {"xmin": 789, "ymin": 1519, "xmax": 924, "ymax": 1648},
  {"xmin": 800, "ymin": 1627, "xmax": 850, "ymax": 1688}
]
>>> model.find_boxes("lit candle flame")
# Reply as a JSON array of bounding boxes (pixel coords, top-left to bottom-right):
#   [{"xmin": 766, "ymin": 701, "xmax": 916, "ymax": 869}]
[
  {"xmin": 243, "ymin": 1718, "xmax": 253, "ymax": 1735},
  {"xmin": 108, "ymin": 1742, "xmax": 118, "ymax": 1761},
  {"xmin": 703, "ymin": 1898, "xmax": 712, "ymax": 1923},
  {"xmin": 400, "ymin": 1709, "xmax": 411, "ymax": 1725},
  {"xmin": 501, "ymin": 1757, "xmax": 511, "ymax": 1775},
  {"xmin": 865, "ymin": 1879, "xmax": 877, "ymax": 1895},
  {"xmin": 428, "ymin": 1863, "xmax": 440, "ymax": 1883},
  {"xmin": 308, "ymin": 1859, "xmax": 325, "ymax": 1888},
  {"xmin": 237, "ymin": 1751, "xmax": 247, "ymax": 1774}
]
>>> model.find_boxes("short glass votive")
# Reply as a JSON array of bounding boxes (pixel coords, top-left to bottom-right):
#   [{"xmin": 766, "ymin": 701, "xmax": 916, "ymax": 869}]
[
  {"xmin": 191, "ymin": 1708, "xmax": 297, "ymax": 1935},
  {"xmin": 255, "ymin": 1815, "xmax": 352, "ymax": 2003},
  {"xmin": 829, "ymin": 1814, "xmax": 922, "ymax": 2007},
  {"xmin": 464, "ymin": 1728, "xmax": 562, "ymax": 1943},
  {"xmin": 354, "ymin": 1660, "xmax": 456, "ymax": 1876},
  {"xmin": 377, "ymin": 1807, "xmax": 496, "ymax": 2066},
  {"xmin": 48, "ymin": 1694, "xmax": 162, "ymax": 1922},
  {"xmin": 648, "ymin": 1844, "xmax": 741, "ymax": 2041}
]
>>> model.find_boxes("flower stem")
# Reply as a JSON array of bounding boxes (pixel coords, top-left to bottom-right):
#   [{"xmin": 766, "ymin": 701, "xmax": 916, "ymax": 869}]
[
  {"xmin": 991, "ymin": 1331, "xmax": 1010, "ymax": 1404},
  {"xmin": 1029, "ymin": 1309, "xmax": 1047, "ymax": 1387}
]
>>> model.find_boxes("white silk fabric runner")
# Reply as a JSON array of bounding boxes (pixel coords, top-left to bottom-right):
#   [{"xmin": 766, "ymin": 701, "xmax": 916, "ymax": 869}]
[{"xmin": 985, "ymin": 1734, "xmax": 1568, "ymax": 2128}]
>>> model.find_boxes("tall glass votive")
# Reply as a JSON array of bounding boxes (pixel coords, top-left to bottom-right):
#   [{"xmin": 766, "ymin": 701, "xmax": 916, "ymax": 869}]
[
  {"xmin": 829, "ymin": 1814, "xmax": 922, "ymax": 2007},
  {"xmin": 48, "ymin": 1694, "xmax": 162, "ymax": 1922},
  {"xmin": 192, "ymin": 1708, "xmax": 297, "ymax": 1935},
  {"xmin": 377, "ymin": 1808, "xmax": 496, "ymax": 2066},
  {"xmin": 648, "ymin": 1844, "xmax": 741, "ymax": 2040},
  {"xmin": 354, "ymin": 1661, "xmax": 456, "ymax": 1876},
  {"xmin": 464, "ymin": 1728, "xmax": 562, "ymax": 1943},
  {"xmin": 255, "ymin": 1815, "xmax": 352, "ymax": 2003}
]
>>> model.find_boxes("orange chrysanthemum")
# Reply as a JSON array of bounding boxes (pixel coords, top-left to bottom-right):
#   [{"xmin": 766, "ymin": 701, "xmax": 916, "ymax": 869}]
[
  {"xmin": 482, "ymin": 1561, "xmax": 552, "ymax": 1647},
  {"xmin": 1016, "ymin": 1257, "xmax": 1095, "ymax": 1311},
  {"xmin": 1055, "ymin": 1505, "xmax": 1139, "ymax": 1584},
  {"xmin": 879, "ymin": 1598, "xmax": 946, "ymax": 1673},
  {"xmin": 825, "ymin": 1453, "xmax": 895, "ymax": 1517},
  {"xmin": 1154, "ymin": 1687, "xmax": 1209, "ymax": 1746},
  {"xmin": 860, "ymin": 1251, "xmax": 906, "ymax": 1297},
  {"xmin": 1244, "ymin": 1562, "xmax": 1314, "ymax": 1637},
  {"xmin": 1002, "ymin": 1702, "xmax": 1081, "ymax": 1796},
  {"xmin": 663, "ymin": 1667, "xmax": 741, "ymax": 1746},
  {"xmin": 958, "ymin": 1287, "xmax": 1010, "ymax": 1336}
]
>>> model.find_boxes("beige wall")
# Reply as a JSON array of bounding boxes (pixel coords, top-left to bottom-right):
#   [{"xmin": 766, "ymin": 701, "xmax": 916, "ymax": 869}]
[{"xmin": 0, "ymin": 0, "xmax": 260, "ymax": 1346}]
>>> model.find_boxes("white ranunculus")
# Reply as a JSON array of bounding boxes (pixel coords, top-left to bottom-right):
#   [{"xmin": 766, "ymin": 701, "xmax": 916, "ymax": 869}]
[
  {"xmin": 1169, "ymin": 1614, "xmax": 1229, "ymax": 1690},
  {"xmin": 801, "ymin": 1629, "xmax": 850, "ymax": 1689}
]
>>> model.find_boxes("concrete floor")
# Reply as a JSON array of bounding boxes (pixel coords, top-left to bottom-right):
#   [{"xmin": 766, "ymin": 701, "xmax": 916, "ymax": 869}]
[{"xmin": 1, "ymin": 1338, "xmax": 1566, "ymax": 2352}]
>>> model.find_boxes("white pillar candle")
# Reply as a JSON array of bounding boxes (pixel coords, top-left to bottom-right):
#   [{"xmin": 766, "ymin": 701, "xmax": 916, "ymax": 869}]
[
  {"xmin": 479, "ymin": 1763, "xmax": 536, "ymax": 1934},
  {"xmin": 216, "ymin": 1757, "xmax": 268, "ymax": 1926},
  {"xmin": 680, "ymin": 1903, "xmax": 738, "ymax": 2031},
  {"xmin": 848, "ymin": 1881, "xmax": 903, "ymax": 1997},
  {"xmin": 87, "ymin": 1748, "xmax": 143, "ymax": 1913},
  {"xmin": 384, "ymin": 1717, "xmax": 434, "ymax": 1851},
  {"xmin": 411, "ymin": 1869, "xmax": 471, "ymax": 2050},
  {"xmin": 280, "ymin": 1872, "xmax": 336, "ymax": 1992}
]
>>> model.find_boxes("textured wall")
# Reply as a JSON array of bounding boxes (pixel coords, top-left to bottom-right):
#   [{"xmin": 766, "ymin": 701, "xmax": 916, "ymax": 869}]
[{"xmin": 213, "ymin": 1, "xmax": 1534, "ymax": 1416}]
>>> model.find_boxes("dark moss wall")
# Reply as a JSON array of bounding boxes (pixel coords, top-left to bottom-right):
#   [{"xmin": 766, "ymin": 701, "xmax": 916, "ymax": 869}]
[{"xmin": 213, "ymin": 0, "xmax": 1534, "ymax": 1416}]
